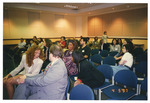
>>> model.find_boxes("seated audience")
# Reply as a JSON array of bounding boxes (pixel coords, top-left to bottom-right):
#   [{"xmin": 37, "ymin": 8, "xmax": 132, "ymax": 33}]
[
  {"xmin": 13, "ymin": 38, "xmax": 26, "ymax": 54},
  {"xmin": 41, "ymin": 39, "xmax": 52, "ymax": 69},
  {"xmin": 117, "ymin": 38, "xmax": 123, "ymax": 50},
  {"xmin": 3, "ymin": 45, "xmax": 44, "ymax": 99},
  {"xmin": 92, "ymin": 36, "xmax": 99, "ymax": 49},
  {"xmin": 78, "ymin": 37, "xmax": 91, "ymax": 59},
  {"xmin": 14, "ymin": 44, "xmax": 68, "ymax": 100},
  {"xmin": 99, "ymin": 39, "xmax": 109, "ymax": 51},
  {"xmin": 58, "ymin": 36, "xmax": 66, "ymax": 48},
  {"xmin": 111, "ymin": 44, "xmax": 133, "ymax": 76},
  {"xmin": 110, "ymin": 38, "xmax": 121, "ymax": 53},
  {"xmin": 38, "ymin": 37, "xmax": 44, "ymax": 49},
  {"xmin": 63, "ymin": 40, "xmax": 78, "ymax": 76},
  {"xmin": 114, "ymin": 38, "xmax": 134, "ymax": 61},
  {"xmin": 33, "ymin": 36, "xmax": 39, "ymax": 45},
  {"xmin": 72, "ymin": 51, "xmax": 105, "ymax": 88}
]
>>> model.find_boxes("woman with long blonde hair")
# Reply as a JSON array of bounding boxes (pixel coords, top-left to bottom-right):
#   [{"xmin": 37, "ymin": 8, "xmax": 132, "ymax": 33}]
[{"xmin": 3, "ymin": 45, "xmax": 44, "ymax": 99}]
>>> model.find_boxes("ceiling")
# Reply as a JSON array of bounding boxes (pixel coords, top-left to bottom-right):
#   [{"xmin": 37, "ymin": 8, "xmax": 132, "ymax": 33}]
[{"xmin": 4, "ymin": 3, "xmax": 147, "ymax": 16}]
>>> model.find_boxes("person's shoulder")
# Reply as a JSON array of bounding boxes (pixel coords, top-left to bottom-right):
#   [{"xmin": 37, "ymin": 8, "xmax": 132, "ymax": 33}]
[
  {"xmin": 125, "ymin": 52, "xmax": 132, "ymax": 56},
  {"xmin": 38, "ymin": 58, "xmax": 44, "ymax": 63}
]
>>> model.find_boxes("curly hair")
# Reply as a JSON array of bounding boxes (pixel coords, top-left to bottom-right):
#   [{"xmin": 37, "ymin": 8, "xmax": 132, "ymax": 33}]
[{"xmin": 25, "ymin": 45, "xmax": 45, "ymax": 67}]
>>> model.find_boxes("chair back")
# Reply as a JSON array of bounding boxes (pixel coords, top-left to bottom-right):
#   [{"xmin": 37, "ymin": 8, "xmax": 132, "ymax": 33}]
[
  {"xmin": 103, "ymin": 56, "xmax": 116, "ymax": 66},
  {"xmin": 97, "ymin": 64, "xmax": 113, "ymax": 80},
  {"xmin": 91, "ymin": 49, "xmax": 99, "ymax": 56},
  {"xmin": 109, "ymin": 51, "xmax": 118, "ymax": 56},
  {"xmin": 69, "ymin": 84, "xmax": 94, "ymax": 100},
  {"xmin": 114, "ymin": 70, "xmax": 137, "ymax": 88},
  {"xmin": 100, "ymin": 50, "xmax": 109, "ymax": 57},
  {"xmin": 133, "ymin": 47, "xmax": 144, "ymax": 57},
  {"xmin": 91, "ymin": 54, "xmax": 102, "ymax": 64},
  {"xmin": 135, "ymin": 61, "xmax": 147, "ymax": 75}
]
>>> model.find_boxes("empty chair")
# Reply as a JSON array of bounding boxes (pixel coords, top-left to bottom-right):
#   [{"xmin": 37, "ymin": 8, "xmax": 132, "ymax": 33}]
[
  {"xmin": 90, "ymin": 54, "xmax": 102, "ymax": 66},
  {"xmin": 103, "ymin": 56, "xmax": 116, "ymax": 66},
  {"xmin": 133, "ymin": 61, "xmax": 147, "ymax": 78},
  {"xmin": 69, "ymin": 84, "xmax": 94, "ymax": 100},
  {"xmin": 109, "ymin": 51, "xmax": 118, "ymax": 57},
  {"xmin": 131, "ymin": 78, "xmax": 147, "ymax": 100},
  {"xmin": 100, "ymin": 50, "xmax": 109, "ymax": 58},
  {"xmin": 91, "ymin": 49, "xmax": 99, "ymax": 56},
  {"xmin": 133, "ymin": 47, "xmax": 144, "ymax": 57},
  {"xmin": 135, "ymin": 52, "xmax": 147, "ymax": 63},
  {"xmin": 102, "ymin": 70, "xmax": 137, "ymax": 100},
  {"xmin": 94, "ymin": 64, "xmax": 114, "ymax": 99}
]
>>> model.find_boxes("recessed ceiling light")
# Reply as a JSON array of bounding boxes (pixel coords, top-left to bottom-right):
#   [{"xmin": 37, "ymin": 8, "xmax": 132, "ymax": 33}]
[
  {"xmin": 112, "ymin": 8, "xmax": 115, "ymax": 10},
  {"xmin": 126, "ymin": 5, "xmax": 130, "ymax": 8}
]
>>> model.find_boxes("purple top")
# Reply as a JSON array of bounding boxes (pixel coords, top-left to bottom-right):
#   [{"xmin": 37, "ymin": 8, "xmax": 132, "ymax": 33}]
[{"xmin": 63, "ymin": 50, "xmax": 78, "ymax": 76}]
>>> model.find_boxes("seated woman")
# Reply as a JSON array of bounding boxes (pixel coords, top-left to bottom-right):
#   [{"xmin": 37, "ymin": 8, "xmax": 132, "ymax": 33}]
[
  {"xmin": 14, "ymin": 44, "xmax": 68, "ymax": 100},
  {"xmin": 71, "ymin": 51, "xmax": 105, "ymax": 89},
  {"xmin": 114, "ymin": 38, "xmax": 134, "ymax": 61},
  {"xmin": 41, "ymin": 39, "xmax": 52, "ymax": 70},
  {"xmin": 110, "ymin": 38, "xmax": 121, "ymax": 53},
  {"xmin": 63, "ymin": 40, "xmax": 78, "ymax": 76},
  {"xmin": 111, "ymin": 44, "xmax": 133, "ymax": 76},
  {"xmin": 3, "ymin": 45, "xmax": 44, "ymax": 99},
  {"xmin": 58, "ymin": 36, "xmax": 66, "ymax": 48}
]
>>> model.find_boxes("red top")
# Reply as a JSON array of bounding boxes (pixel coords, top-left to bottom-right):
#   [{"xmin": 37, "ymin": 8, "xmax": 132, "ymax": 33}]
[{"xmin": 59, "ymin": 41, "xmax": 66, "ymax": 48}]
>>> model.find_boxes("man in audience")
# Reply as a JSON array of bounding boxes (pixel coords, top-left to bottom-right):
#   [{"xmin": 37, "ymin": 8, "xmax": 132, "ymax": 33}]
[
  {"xmin": 13, "ymin": 38, "xmax": 26, "ymax": 54},
  {"xmin": 13, "ymin": 44, "xmax": 68, "ymax": 100},
  {"xmin": 78, "ymin": 37, "xmax": 91, "ymax": 59}
]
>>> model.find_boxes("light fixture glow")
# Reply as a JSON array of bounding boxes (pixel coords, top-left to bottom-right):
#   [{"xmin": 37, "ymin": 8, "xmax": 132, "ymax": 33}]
[{"xmin": 64, "ymin": 5, "xmax": 78, "ymax": 9}]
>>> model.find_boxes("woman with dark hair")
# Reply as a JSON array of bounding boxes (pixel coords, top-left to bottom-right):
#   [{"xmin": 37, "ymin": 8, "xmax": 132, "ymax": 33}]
[
  {"xmin": 3, "ymin": 45, "xmax": 44, "ymax": 99},
  {"xmin": 63, "ymin": 40, "xmax": 78, "ymax": 76},
  {"xmin": 110, "ymin": 38, "xmax": 121, "ymax": 53},
  {"xmin": 114, "ymin": 38, "xmax": 134, "ymax": 60},
  {"xmin": 41, "ymin": 39, "xmax": 52, "ymax": 69},
  {"xmin": 111, "ymin": 44, "xmax": 133, "ymax": 76},
  {"xmin": 117, "ymin": 38, "xmax": 123, "ymax": 49},
  {"xmin": 71, "ymin": 51, "xmax": 105, "ymax": 88},
  {"xmin": 58, "ymin": 36, "xmax": 66, "ymax": 48}
]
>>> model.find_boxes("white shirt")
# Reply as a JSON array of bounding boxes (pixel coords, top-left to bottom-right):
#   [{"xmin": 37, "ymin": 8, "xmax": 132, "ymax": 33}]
[
  {"xmin": 10, "ymin": 54, "xmax": 43, "ymax": 77},
  {"xmin": 120, "ymin": 52, "xmax": 133, "ymax": 68},
  {"xmin": 18, "ymin": 42, "xmax": 26, "ymax": 48}
]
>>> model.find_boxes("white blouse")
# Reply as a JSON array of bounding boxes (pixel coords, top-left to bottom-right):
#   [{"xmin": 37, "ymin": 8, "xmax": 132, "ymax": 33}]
[
  {"xmin": 10, "ymin": 54, "xmax": 43, "ymax": 77},
  {"xmin": 120, "ymin": 52, "xmax": 133, "ymax": 68}
]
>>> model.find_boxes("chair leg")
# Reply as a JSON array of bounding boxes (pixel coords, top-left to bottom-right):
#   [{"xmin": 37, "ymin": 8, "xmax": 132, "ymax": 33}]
[
  {"xmin": 67, "ymin": 93, "xmax": 70, "ymax": 100},
  {"xmin": 98, "ymin": 89, "xmax": 102, "ymax": 100}
]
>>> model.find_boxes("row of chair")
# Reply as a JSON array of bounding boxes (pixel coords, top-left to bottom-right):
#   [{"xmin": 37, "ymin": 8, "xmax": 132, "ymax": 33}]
[{"xmin": 66, "ymin": 64, "xmax": 147, "ymax": 100}]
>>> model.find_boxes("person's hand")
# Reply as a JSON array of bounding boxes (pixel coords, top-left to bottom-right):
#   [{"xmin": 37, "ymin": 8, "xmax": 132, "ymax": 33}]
[
  {"xmin": 74, "ymin": 80, "xmax": 83, "ymax": 87},
  {"xmin": 3, "ymin": 74, "xmax": 11, "ymax": 80},
  {"xmin": 18, "ymin": 75, "xmax": 26, "ymax": 84}
]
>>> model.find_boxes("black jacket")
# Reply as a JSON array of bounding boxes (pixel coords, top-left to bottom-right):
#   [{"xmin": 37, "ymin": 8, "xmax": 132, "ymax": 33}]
[{"xmin": 78, "ymin": 59, "xmax": 105, "ymax": 88}]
